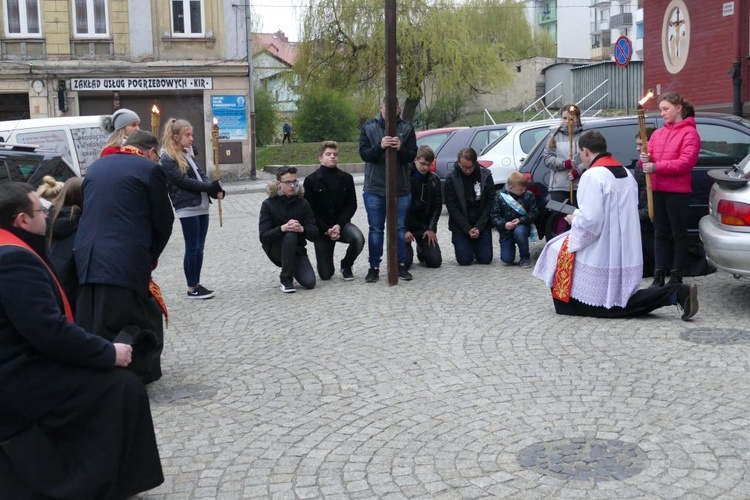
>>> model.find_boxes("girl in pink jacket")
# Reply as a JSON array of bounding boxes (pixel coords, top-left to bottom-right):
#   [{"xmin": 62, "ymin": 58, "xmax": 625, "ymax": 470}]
[{"xmin": 641, "ymin": 92, "xmax": 701, "ymax": 287}]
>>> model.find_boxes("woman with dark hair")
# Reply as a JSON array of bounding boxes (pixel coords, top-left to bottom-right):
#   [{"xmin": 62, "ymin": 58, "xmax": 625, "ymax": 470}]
[
  {"xmin": 543, "ymin": 104, "xmax": 585, "ymax": 204},
  {"xmin": 640, "ymin": 92, "xmax": 701, "ymax": 287},
  {"xmin": 46, "ymin": 177, "xmax": 83, "ymax": 314}
]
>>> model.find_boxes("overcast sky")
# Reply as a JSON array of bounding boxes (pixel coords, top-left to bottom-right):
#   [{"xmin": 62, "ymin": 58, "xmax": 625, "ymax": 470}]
[{"xmin": 253, "ymin": 1, "xmax": 302, "ymax": 42}]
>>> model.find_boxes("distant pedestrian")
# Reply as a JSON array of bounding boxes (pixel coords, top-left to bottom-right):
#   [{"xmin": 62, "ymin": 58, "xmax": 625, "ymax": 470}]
[
  {"xmin": 543, "ymin": 104, "xmax": 584, "ymax": 204},
  {"xmin": 404, "ymin": 145, "xmax": 442, "ymax": 270},
  {"xmin": 444, "ymin": 147, "xmax": 495, "ymax": 266},
  {"xmin": 282, "ymin": 120, "xmax": 292, "ymax": 144},
  {"xmin": 259, "ymin": 166, "xmax": 319, "ymax": 293},
  {"xmin": 491, "ymin": 171, "xmax": 539, "ymax": 268},
  {"xmin": 160, "ymin": 118, "xmax": 225, "ymax": 300}
]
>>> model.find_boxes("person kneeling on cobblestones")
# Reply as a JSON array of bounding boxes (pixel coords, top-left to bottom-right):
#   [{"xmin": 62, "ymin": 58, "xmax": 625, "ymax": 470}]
[
  {"xmin": 533, "ymin": 131, "xmax": 698, "ymax": 320},
  {"xmin": 259, "ymin": 167, "xmax": 319, "ymax": 293}
]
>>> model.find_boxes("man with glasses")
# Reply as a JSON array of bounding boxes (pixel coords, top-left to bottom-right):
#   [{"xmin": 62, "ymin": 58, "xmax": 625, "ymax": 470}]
[
  {"xmin": 0, "ymin": 182, "xmax": 164, "ymax": 497},
  {"xmin": 444, "ymin": 147, "xmax": 496, "ymax": 265},
  {"xmin": 75, "ymin": 131, "xmax": 174, "ymax": 364},
  {"xmin": 304, "ymin": 141, "xmax": 364, "ymax": 281},
  {"xmin": 259, "ymin": 166, "xmax": 319, "ymax": 293},
  {"xmin": 404, "ymin": 145, "xmax": 442, "ymax": 270}
]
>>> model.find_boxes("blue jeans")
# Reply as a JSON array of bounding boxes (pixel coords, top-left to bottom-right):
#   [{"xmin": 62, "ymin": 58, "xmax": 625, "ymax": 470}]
[
  {"xmin": 500, "ymin": 224, "xmax": 531, "ymax": 264},
  {"xmin": 179, "ymin": 214, "xmax": 209, "ymax": 287},
  {"xmin": 363, "ymin": 192, "xmax": 411, "ymax": 268},
  {"xmin": 452, "ymin": 230, "xmax": 493, "ymax": 266}
]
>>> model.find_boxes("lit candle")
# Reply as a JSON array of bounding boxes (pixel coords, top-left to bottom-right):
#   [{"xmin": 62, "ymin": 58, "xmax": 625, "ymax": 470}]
[
  {"xmin": 150, "ymin": 104, "xmax": 160, "ymax": 136},
  {"xmin": 211, "ymin": 117, "xmax": 223, "ymax": 227}
]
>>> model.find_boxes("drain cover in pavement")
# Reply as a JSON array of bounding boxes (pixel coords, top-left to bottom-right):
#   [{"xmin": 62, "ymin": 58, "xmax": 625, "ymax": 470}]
[
  {"xmin": 517, "ymin": 438, "xmax": 647, "ymax": 481},
  {"xmin": 680, "ymin": 328, "xmax": 750, "ymax": 345}
]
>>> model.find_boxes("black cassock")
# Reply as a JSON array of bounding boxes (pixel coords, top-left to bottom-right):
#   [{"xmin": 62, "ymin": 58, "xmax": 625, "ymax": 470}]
[{"xmin": 0, "ymin": 229, "xmax": 164, "ymax": 499}]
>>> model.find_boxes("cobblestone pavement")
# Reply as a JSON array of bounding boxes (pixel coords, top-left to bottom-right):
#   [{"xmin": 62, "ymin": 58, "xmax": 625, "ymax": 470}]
[{"xmin": 139, "ymin": 182, "xmax": 750, "ymax": 499}]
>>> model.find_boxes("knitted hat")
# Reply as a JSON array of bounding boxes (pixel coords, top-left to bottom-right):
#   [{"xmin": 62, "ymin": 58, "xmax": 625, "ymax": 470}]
[{"xmin": 101, "ymin": 108, "xmax": 141, "ymax": 133}]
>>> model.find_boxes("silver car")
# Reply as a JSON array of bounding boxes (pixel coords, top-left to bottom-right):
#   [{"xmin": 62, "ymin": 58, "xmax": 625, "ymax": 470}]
[{"xmin": 699, "ymin": 154, "xmax": 750, "ymax": 278}]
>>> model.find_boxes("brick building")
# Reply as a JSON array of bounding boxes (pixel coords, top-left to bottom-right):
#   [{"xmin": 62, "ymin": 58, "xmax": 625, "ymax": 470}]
[{"xmin": 643, "ymin": 0, "xmax": 749, "ymax": 116}]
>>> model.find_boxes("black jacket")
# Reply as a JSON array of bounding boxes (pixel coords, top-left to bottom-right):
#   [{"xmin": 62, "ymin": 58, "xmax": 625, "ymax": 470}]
[
  {"xmin": 0, "ymin": 228, "xmax": 115, "ymax": 441},
  {"xmin": 159, "ymin": 152, "xmax": 223, "ymax": 211},
  {"xmin": 359, "ymin": 113, "xmax": 418, "ymax": 196},
  {"xmin": 46, "ymin": 205, "xmax": 80, "ymax": 312},
  {"xmin": 259, "ymin": 183, "xmax": 319, "ymax": 255},
  {"xmin": 76, "ymin": 152, "xmax": 174, "ymax": 294},
  {"xmin": 303, "ymin": 166, "xmax": 357, "ymax": 234},
  {"xmin": 405, "ymin": 169, "xmax": 442, "ymax": 233},
  {"xmin": 444, "ymin": 163, "xmax": 496, "ymax": 234}
]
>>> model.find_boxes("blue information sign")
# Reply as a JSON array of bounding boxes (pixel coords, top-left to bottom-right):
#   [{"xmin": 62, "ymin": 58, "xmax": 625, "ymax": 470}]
[
  {"xmin": 210, "ymin": 95, "xmax": 248, "ymax": 140},
  {"xmin": 615, "ymin": 36, "xmax": 632, "ymax": 67}
]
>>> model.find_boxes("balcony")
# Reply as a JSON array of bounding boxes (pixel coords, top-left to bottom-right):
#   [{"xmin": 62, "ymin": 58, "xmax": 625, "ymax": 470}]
[
  {"xmin": 590, "ymin": 20, "xmax": 611, "ymax": 34},
  {"xmin": 591, "ymin": 0, "xmax": 611, "ymax": 5},
  {"xmin": 537, "ymin": 7, "xmax": 557, "ymax": 25},
  {"xmin": 610, "ymin": 12, "xmax": 633, "ymax": 28},
  {"xmin": 591, "ymin": 45, "xmax": 612, "ymax": 59}
]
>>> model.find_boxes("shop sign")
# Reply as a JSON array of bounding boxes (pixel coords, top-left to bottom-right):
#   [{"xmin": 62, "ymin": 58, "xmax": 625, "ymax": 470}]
[{"xmin": 69, "ymin": 77, "xmax": 213, "ymax": 91}]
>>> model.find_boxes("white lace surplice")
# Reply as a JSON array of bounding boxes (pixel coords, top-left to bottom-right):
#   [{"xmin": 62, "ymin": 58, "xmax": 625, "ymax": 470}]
[{"xmin": 533, "ymin": 166, "xmax": 643, "ymax": 308}]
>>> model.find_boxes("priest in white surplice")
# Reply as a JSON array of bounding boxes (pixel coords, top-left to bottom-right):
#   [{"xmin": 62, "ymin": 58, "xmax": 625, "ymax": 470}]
[{"xmin": 533, "ymin": 130, "xmax": 699, "ymax": 320}]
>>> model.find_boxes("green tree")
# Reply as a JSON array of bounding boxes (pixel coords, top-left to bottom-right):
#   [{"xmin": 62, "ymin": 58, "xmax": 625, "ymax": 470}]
[
  {"xmin": 296, "ymin": 0, "xmax": 544, "ymax": 122},
  {"xmin": 254, "ymin": 86, "xmax": 277, "ymax": 146},
  {"xmin": 294, "ymin": 85, "xmax": 358, "ymax": 142}
]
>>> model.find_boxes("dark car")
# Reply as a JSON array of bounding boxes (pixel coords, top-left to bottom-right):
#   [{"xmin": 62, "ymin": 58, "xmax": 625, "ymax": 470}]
[
  {"xmin": 416, "ymin": 124, "xmax": 511, "ymax": 181},
  {"xmin": 520, "ymin": 113, "xmax": 750, "ymax": 240},
  {"xmin": 0, "ymin": 143, "xmax": 77, "ymax": 188}
]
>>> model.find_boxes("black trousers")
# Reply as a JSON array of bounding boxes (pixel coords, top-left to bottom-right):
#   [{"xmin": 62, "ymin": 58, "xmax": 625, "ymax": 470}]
[
  {"xmin": 552, "ymin": 283, "xmax": 682, "ymax": 318},
  {"xmin": 313, "ymin": 223, "xmax": 365, "ymax": 280},
  {"xmin": 404, "ymin": 231, "xmax": 442, "ymax": 270},
  {"xmin": 265, "ymin": 232, "xmax": 316, "ymax": 289},
  {"xmin": 652, "ymin": 191, "xmax": 691, "ymax": 272},
  {"xmin": 0, "ymin": 369, "xmax": 163, "ymax": 499},
  {"xmin": 77, "ymin": 284, "xmax": 164, "ymax": 383}
]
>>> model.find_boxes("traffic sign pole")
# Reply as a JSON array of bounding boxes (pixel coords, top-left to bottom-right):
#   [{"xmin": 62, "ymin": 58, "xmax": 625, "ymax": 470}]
[{"xmin": 614, "ymin": 36, "xmax": 633, "ymax": 115}]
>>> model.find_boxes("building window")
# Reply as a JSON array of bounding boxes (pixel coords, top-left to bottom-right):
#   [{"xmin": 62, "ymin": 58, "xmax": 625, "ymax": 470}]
[
  {"xmin": 73, "ymin": 0, "xmax": 108, "ymax": 37},
  {"xmin": 636, "ymin": 21, "xmax": 644, "ymax": 40},
  {"xmin": 4, "ymin": 0, "xmax": 41, "ymax": 37},
  {"xmin": 171, "ymin": 0, "xmax": 204, "ymax": 36}
]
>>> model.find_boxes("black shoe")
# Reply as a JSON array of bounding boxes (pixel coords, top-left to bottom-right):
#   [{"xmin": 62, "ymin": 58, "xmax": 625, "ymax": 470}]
[
  {"xmin": 667, "ymin": 269, "xmax": 683, "ymax": 285},
  {"xmin": 365, "ymin": 268, "xmax": 379, "ymax": 283},
  {"xmin": 196, "ymin": 284, "xmax": 214, "ymax": 295},
  {"xmin": 650, "ymin": 269, "xmax": 666, "ymax": 288},
  {"xmin": 280, "ymin": 278, "xmax": 296, "ymax": 293},
  {"xmin": 341, "ymin": 267, "xmax": 355, "ymax": 281},
  {"xmin": 676, "ymin": 283, "xmax": 698, "ymax": 320},
  {"xmin": 187, "ymin": 286, "xmax": 215, "ymax": 299},
  {"xmin": 519, "ymin": 258, "xmax": 532, "ymax": 269},
  {"xmin": 398, "ymin": 265, "xmax": 413, "ymax": 281}
]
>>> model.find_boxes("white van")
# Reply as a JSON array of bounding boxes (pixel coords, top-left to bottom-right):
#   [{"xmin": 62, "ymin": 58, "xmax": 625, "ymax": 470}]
[{"xmin": 0, "ymin": 116, "xmax": 109, "ymax": 176}]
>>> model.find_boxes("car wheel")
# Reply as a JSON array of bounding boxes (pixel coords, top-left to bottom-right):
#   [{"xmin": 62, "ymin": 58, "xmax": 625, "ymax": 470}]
[{"xmin": 544, "ymin": 211, "xmax": 570, "ymax": 241}]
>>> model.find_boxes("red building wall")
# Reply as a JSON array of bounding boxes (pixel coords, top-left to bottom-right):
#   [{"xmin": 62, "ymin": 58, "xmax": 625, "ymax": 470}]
[{"xmin": 644, "ymin": 0, "xmax": 750, "ymax": 115}]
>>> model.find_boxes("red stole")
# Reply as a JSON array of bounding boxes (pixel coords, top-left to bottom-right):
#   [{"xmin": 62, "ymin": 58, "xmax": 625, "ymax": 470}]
[
  {"xmin": 0, "ymin": 228, "xmax": 74, "ymax": 322},
  {"xmin": 551, "ymin": 236, "xmax": 575, "ymax": 302}
]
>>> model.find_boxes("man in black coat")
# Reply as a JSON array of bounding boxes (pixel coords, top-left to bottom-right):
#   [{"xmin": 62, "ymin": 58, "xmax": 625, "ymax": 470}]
[
  {"xmin": 259, "ymin": 166, "xmax": 319, "ymax": 293},
  {"xmin": 75, "ymin": 131, "xmax": 174, "ymax": 373},
  {"xmin": 304, "ymin": 141, "xmax": 364, "ymax": 281},
  {"xmin": 404, "ymin": 145, "xmax": 442, "ymax": 270},
  {"xmin": 0, "ymin": 182, "xmax": 164, "ymax": 498}
]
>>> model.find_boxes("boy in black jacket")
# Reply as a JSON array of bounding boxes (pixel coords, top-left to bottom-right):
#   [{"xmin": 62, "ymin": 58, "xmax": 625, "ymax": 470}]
[
  {"xmin": 404, "ymin": 145, "xmax": 442, "ymax": 270},
  {"xmin": 303, "ymin": 141, "xmax": 364, "ymax": 281},
  {"xmin": 259, "ymin": 167, "xmax": 319, "ymax": 293}
]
